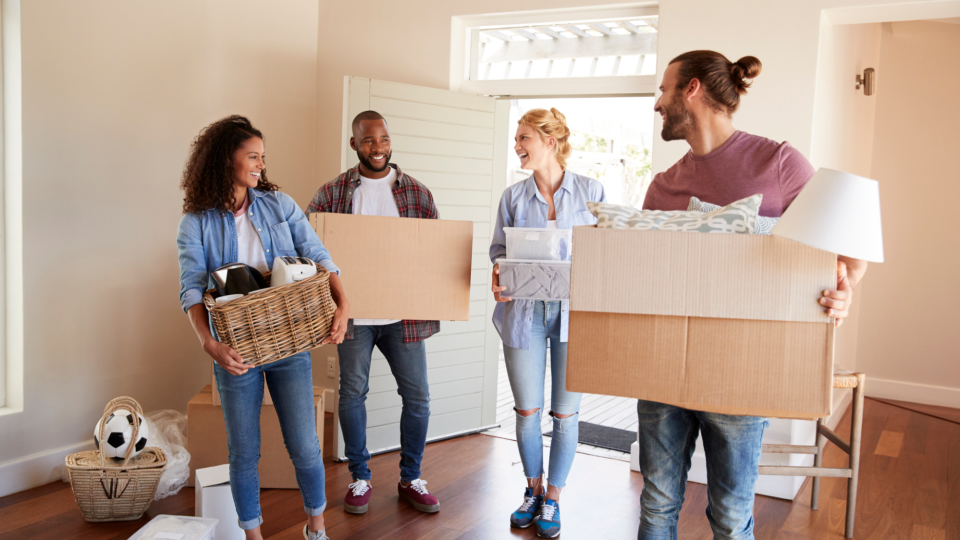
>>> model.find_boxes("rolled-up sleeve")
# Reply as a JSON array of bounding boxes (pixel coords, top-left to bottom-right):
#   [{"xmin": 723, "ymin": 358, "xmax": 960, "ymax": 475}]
[
  {"xmin": 177, "ymin": 213, "xmax": 209, "ymax": 313},
  {"xmin": 489, "ymin": 191, "xmax": 514, "ymax": 263},
  {"xmin": 281, "ymin": 193, "xmax": 341, "ymax": 275}
]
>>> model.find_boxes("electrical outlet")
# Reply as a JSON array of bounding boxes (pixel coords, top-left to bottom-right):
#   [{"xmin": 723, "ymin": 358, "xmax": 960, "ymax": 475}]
[{"xmin": 326, "ymin": 357, "xmax": 336, "ymax": 377}]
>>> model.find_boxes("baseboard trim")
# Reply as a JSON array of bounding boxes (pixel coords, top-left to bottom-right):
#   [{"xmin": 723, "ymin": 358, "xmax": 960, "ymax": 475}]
[
  {"xmin": 865, "ymin": 378, "xmax": 960, "ymax": 409},
  {"xmin": 0, "ymin": 439, "xmax": 95, "ymax": 498}
]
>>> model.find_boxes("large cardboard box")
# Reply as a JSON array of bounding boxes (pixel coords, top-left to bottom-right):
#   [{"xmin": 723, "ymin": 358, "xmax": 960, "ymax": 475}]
[
  {"xmin": 311, "ymin": 213, "xmax": 473, "ymax": 321},
  {"xmin": 187, "ymin": 385, "xmax": 323, "ymax": 489},
  {"xmin": 567, "ymin": 227, "xmax": 837, "ymax": 419}
]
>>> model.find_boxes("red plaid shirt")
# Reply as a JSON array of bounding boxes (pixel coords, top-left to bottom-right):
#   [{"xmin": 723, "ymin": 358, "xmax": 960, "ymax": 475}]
[{"xmin": 307, "ymin": 163, "xmax": 440, "ymax": 343}]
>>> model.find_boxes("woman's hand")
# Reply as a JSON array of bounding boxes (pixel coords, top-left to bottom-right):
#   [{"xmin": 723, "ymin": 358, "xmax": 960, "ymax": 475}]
[
  {"xmin": 322, "ymin": 272, "xmax": 350, "ymax": 345},
  {"xmin": 492, "ymin": 264, "xmax": 512, "ymax": 303},
  {"xmin": 203, "ymin": 338, "xmax": 250, "ymax": 376},
  {"xmin": 821, "ymin": 260, "xmax": 853, "ymax": 328}
]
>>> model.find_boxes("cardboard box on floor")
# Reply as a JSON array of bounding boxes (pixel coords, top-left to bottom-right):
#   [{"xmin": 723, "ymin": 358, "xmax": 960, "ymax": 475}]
[
  {"xmin": 310, "ymin": 213, "xmax": 473, "ymax": 321},
  {"xmin": 187, "ymin": 385, "xmax": 323, "ymax": 489},
  {"xmin": 567, "ymin": 227, "xmax": 837, "ymax": 419}
]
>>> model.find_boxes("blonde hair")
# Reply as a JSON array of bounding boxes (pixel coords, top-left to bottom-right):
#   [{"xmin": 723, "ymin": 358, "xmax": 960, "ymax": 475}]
[{"xmin": 518, "ymin": 108, "xmax": 572, "ymax": 169}]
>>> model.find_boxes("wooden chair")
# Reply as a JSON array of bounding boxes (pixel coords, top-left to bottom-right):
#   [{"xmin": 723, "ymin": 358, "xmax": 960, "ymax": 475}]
[{"xmin": 758, "ymin": 366, "xmax": 865, "ymax": 539}]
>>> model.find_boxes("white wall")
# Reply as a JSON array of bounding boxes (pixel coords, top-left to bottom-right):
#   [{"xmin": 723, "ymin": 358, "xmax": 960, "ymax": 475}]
[
  {"xmin": 858, "ymin": 20, "xmax": 960, "ymax": 407},
  {"xmin": 0, "ymin": 0, "xmax": 320, "ymax": 496}
]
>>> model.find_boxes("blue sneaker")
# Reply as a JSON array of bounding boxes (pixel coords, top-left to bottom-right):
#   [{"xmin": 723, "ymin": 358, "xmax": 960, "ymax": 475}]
[
  {"xmin": 509, "ymin": 487, "xmax": 543, "ymax": 529},
  {"xmin": 536, "ymin": 498, "xmax": 561, "ymax": 538}
]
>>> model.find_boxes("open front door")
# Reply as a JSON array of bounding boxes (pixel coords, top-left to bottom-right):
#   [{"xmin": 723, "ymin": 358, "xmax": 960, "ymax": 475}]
[{"xmin": 333, "ymin": 76, "xmax": 508, "ymax": 460}]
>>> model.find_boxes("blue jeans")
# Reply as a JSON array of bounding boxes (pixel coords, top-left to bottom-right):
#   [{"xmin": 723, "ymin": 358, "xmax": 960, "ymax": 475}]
[
  {"xmin": 635, "ymin": 400, "xmax": 768, "ymax": 540},
  {"xmin": 213, "ymin": 351, "xmax": 326, "ymax": 530},
  {"xmin": 502, "ymin": 301, "xmax": 582, "ymax": 489},
  {"xmin": 337, "ymin": 321, "xmax": 430, "ymax": 482}
]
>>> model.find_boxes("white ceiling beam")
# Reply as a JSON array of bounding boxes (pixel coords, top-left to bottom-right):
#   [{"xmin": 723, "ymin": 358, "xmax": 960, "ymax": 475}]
[
  {"xmin": 589, "ymin": 23, "xmax": 614, "ymax": 36},
  {"xmin": 536, "ymin": 26, "xmax": 566, "ymax": 39},
  {"xmin": 561, "ymin": 24, "xmax": 590, "ymax": 38},
  {"xmin": 483, "ymin": 32, "xmax": 657, "ymax": 64},
  {"xmin": 512, "ymin": 28, "xmax": 540, "ymax": 40},
  {"xmin": 644, "ymin": 19, "xmax": 659, "ymax": 30},
  {"xmin": 484, "ymin": 30, "xmax": 512, "ymax": 42},
  {"xmin": 619, "ymin": 21, "xmax": 641, "ymax": 34}
]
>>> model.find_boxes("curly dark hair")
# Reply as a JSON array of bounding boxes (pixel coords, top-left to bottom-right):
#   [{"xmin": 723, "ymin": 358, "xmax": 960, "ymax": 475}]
[{"xmin": 180, "ymin": 115, "xmax": 280, "ymax": 214}]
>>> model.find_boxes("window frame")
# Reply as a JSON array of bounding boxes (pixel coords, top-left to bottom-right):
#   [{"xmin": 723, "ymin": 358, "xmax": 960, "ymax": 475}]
[{"xmin": 450, "ymin": 3, "xmax": 659, "ymax": 97}]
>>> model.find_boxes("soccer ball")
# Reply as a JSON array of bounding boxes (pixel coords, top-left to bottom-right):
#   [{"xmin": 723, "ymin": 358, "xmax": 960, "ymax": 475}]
[{"xmin": 94, "ymin": 409, "xmax": 150, "ymax": 460}]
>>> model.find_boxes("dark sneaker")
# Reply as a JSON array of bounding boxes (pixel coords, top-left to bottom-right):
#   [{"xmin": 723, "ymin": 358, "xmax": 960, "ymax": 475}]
[
  {"xmin": 302, "ymin": 523, "xmax": 329, "ymax": 540},
  {"xmin": 344, "ymin": 480, "xmax": 371, "ymax": 514},
  {"xmin": 509, "ymin": 487, "xmax": 543, "ymax": 529},
  {"xmin": 536, "ymin": 498, "xmax": 561, "ymax": 538},
  {"xmin": 398, "ymin": 479, "xmax": 440, "ymax": 513}
]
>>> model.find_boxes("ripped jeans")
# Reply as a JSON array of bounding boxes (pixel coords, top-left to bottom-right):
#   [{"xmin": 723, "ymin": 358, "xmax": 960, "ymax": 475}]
[{"xmin": 503, "ymin": 300, "xmax": 582, "ymax": 488}]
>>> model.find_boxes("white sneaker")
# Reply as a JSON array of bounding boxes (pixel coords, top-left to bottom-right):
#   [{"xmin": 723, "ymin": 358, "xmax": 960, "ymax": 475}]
[{"xmin": 303, "ymin": 523, "xmax": 329, "ymax": 540}]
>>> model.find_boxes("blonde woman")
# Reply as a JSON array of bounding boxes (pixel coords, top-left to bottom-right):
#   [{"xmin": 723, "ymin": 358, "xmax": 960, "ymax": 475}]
[{"xmin": 489, "ymin": 108, "xmax": 606, "ymax": 538}]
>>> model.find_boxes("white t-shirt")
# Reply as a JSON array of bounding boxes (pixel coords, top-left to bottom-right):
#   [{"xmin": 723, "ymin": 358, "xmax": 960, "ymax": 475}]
[
  {"xmin": 352, "ymin": 168, "xmax": 401, "ymax": 326},
  {"xmin": 235, "ymin": 198, "xmax": 269, "ymax": 274}
]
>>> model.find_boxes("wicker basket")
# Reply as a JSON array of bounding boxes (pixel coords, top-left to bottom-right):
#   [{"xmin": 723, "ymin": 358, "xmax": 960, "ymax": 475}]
[
  {"xmin": 66, "ymin": 397, "xmax": 167, "ymax": 522},
  {"xmin": 202, "ymin": 263, "xmax": 336, "ymax": 367}
]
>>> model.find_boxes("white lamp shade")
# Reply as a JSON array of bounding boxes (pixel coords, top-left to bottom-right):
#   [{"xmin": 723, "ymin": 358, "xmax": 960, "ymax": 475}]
[{"xmin": 772, "ymin": 168, "xmax": 884, "ymax": 263}]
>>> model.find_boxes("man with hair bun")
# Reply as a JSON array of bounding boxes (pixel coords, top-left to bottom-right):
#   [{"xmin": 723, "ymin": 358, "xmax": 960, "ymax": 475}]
[
  {"xmin": 307, "ymin": 110, "xmax": 441, "ymax": 517},
  {"xmin": 636, "ymin": 51, "xmax": 867, "ymax": 539}
]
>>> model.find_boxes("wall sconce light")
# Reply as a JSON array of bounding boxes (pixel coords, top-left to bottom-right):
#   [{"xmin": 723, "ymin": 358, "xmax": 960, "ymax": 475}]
[{"xmin": 856, "ymin": 68, "xmax": 875, "ymax": 96}]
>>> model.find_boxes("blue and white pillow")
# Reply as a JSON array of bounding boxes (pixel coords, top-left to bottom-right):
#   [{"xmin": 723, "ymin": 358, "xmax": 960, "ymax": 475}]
[
  {"xmin": 588, "ymin": 194, "xmax": 762, "ymax": 234},
  {"xmin": 687, "ymin": 197, "xmax": 779, "ymax": 235}
]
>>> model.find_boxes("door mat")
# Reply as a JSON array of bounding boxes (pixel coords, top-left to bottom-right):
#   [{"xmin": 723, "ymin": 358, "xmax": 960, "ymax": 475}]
[{"xmin": 545, "ymin": 421, "xmax": 636, "ymax": 453}]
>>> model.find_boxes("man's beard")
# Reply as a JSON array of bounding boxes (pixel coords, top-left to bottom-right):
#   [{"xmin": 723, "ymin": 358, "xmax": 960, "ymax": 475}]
[
  {"xmin": 357, "ymin": 150, "xmax": 392, "ymax": 173},
  {"xmin": 660, "ymin": 92, "xmax": 693, "ymax": 142}
]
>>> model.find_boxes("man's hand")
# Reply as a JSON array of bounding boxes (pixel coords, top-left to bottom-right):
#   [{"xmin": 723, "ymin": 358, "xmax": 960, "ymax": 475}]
[
  {"xmin": 821, "ymin": 260, "xmax": 853, "ymax": 328},
  {"xmin": 322, "ymin": 303, "xmax": 349, "ymax": 345},
  {"xmin": 492, "ymin": 264, "xmax": 512, "ymax": 303}
]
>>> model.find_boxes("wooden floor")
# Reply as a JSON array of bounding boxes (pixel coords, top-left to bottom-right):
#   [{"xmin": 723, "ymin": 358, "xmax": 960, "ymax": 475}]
[
  {"xmin": 1, "ymin": 398, "xmax": 958, "ymax": 539},
  {"xmin": 487, "ymin": 357, "xmax": 637, "ymax": 462}
]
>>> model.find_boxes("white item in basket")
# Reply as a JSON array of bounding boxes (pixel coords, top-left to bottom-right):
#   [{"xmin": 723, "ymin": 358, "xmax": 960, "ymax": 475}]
[
  {"xmin": 504, "ymin": 227, "xmax": 572, "ymax": 261},
  {"xmin": 497, "ymin": 259, "xmax": 571, "ymax": 301},
  {"xmin": 270, "ymin": 256, "xmax": 318, "ymax": 287},
  {"xmin": 129, "ymin": 515, "xmax": 218, "ymax": 540},
  {"xmin": 215, "ymin": 294, "xmax": 244, "ymax": 304}
]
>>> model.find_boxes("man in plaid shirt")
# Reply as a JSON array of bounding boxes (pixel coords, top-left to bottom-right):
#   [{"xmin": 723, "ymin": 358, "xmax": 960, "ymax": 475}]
[{"xmin": 306, "ymin": 110, "xmax": 441, "ymax": 516}]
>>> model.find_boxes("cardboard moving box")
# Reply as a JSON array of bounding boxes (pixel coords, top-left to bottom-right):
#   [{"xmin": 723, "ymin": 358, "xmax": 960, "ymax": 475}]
[
  {"xmin": 568, "ymin": 227, "xmax": 837, "ymax": 419},
  {"xmin": 311, "ymin": 213, "xmax": 473, "ymax": 321},
  {"xmin": 187, "ymin": 385, "xmax": 323, "ymax": 489}
]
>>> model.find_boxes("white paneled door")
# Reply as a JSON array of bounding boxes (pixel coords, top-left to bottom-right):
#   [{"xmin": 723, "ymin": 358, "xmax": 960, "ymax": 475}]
[{"xmin": 333, "ymin": 76, "xmax": 508, "ymax": 460}]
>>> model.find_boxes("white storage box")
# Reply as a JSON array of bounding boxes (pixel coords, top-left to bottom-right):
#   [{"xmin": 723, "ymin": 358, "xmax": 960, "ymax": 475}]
[
  {"xmin": 196, "ymin": 464, "xmax": 243, "ymax": 540},
  {"xmin": 504, "ymin": 227, "xmax": 573, "ymax": 261},
  {"xmin": 129, "ymin": 514, "xmax": 219, "ymax": 540},
  {"xmin": 497, "ymin": 259, "xmax": 571, "ymax": 301}
]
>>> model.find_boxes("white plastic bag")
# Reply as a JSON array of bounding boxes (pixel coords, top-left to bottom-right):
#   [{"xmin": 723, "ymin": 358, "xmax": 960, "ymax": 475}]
[{"xmin": 144, "ymin": 409, "xmax": 191, "ymax": 500}]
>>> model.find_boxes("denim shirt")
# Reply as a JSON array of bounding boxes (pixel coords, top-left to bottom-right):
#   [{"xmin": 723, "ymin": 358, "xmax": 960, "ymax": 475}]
[
  {"xmin": 177, "ymin": 188, "xmax": 340, "ymax": 314},
  {"xmin": 489, "ymin": 170, "xmax": 606, "ymax": 349}
]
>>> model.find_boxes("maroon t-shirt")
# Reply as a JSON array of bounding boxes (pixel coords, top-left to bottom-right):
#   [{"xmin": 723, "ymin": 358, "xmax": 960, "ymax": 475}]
[{"xmin": 643, "ymin": 131, "xmax": 815, "ymax": 217}]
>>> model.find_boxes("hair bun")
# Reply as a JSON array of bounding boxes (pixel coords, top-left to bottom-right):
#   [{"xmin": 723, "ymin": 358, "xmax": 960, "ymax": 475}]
[{"xmin": 733, "ymin": 56, "xmax": 762, "ymax": 79}]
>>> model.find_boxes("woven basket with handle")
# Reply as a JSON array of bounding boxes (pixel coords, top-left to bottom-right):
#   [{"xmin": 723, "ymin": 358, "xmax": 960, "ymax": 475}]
[
  {"xmin": 202, "ymin": 263, "xmax": 336, "ymax": 367},
  {"xmin": 66, "ymin": 396, "xmax": 166, "ymax": 522}
]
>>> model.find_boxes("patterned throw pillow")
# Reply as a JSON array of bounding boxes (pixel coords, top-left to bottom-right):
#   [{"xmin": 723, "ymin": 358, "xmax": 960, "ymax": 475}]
[
  {"xmin": 587, "ymin": 194, "xmax": 762, "ymax": 234},
  {"xmin": 687, "ymin": 197, "xmax": 779, "ymax": 235}
]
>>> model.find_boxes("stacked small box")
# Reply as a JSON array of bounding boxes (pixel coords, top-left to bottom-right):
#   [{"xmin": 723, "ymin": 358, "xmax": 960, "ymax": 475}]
[{"xmin": 497, "ymin": 227, "xmax": 572, "ymax": 301}]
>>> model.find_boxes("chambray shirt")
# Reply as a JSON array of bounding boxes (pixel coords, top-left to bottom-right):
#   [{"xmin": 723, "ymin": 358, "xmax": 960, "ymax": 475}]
[
  {"xmin": 489, "ymin": 171, "xmax": 606, "ymax": 349},
  {"xmin": 177, "ymin": 188, "xmax": 340, "ymax": 314}
]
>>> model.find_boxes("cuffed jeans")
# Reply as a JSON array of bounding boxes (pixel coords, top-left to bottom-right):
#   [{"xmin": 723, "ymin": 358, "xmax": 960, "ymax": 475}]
[
  {"xmin": 213, "ymin": 351, "xmax": 326, "ymax": 530},
  {"xmin": 337, "ymin": 321, "xmax": 430, "ymax": 482},
  {"xmin": 635, "ymin": 400, "xmax": 768, "ymax": 540},
  {"xmin": 502, "ymin": 301, "xmax": 582, "ymax": 489}
]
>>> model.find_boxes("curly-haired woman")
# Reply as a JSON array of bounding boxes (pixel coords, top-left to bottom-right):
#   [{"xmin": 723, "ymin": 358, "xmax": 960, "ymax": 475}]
[{"xmin": 177, "ymin": 115, "xmax": 348, "ymax": 540}]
